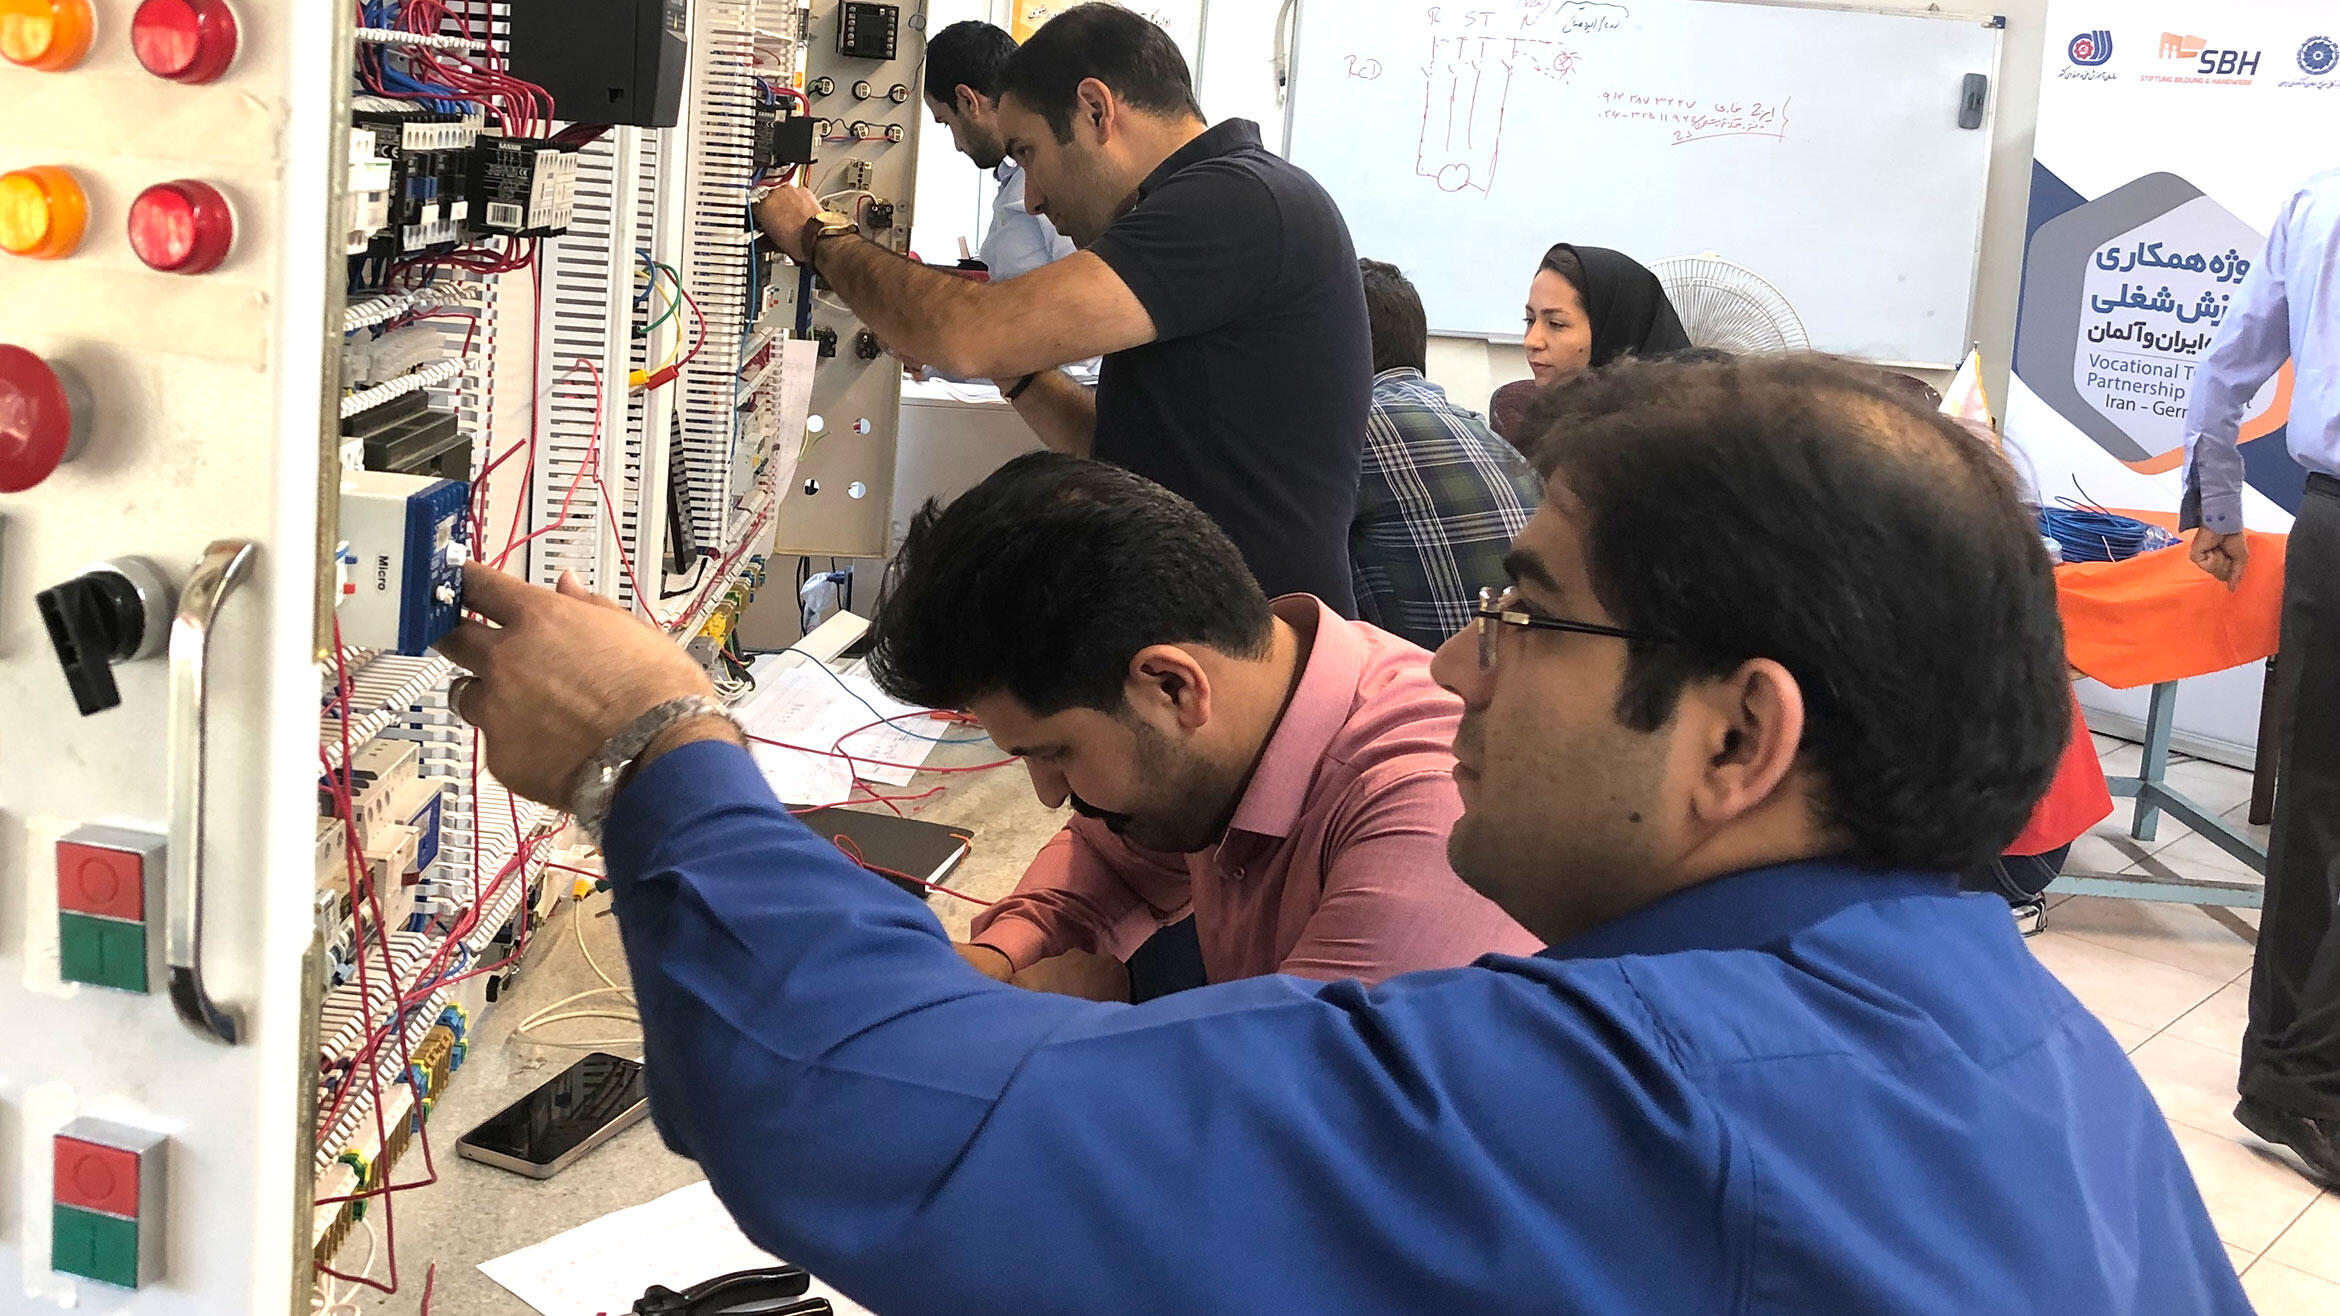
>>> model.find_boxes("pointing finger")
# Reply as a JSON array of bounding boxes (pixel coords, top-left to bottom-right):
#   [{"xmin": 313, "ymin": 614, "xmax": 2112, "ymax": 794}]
[{"xmin": 459, "ymin": 562, "xmax": 540, "ymax": 626}]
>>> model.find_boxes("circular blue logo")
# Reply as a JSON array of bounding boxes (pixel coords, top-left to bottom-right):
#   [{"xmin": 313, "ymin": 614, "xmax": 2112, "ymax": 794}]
[
  {"xmin": 2068, "ymin": 30, "xmax": 2113, "ymax": 66},
  {"xmin": 2301, "ymin": 35, "xmax": 2339, "ymax": 76}
]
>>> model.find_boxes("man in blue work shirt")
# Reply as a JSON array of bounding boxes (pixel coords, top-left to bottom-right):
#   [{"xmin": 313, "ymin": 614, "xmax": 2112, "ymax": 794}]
[
  {"xmin": 922, "ymin": 21, "xmax": 1077, "ymax": 284},
  {"xmin": 442, "ymin": 355, "xmax": 2244, "ymax": 1313},
  {"xmin": 2183, "ymin": 164, "xmax": 2340, "ymax": 1186}
]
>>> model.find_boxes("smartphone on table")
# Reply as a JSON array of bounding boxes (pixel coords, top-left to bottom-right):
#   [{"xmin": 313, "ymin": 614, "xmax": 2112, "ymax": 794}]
[{"xmin": 455, "ymin": 1051, "xmax": 648, "ymax": 1179}]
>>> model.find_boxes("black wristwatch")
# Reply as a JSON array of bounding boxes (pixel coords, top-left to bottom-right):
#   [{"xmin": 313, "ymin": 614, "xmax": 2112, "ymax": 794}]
[{"xmin": 1001, "ymin": 372, "xmax": 1039, "ymax": 401}]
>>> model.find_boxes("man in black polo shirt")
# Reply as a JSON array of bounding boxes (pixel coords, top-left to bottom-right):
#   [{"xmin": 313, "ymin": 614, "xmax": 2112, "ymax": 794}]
[{"xmin": 752, "ymin": 4, "xmax": 1368, "ymax": 612}]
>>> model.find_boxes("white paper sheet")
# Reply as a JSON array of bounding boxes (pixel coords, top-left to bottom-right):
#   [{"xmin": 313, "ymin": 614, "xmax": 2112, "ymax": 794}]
[
  {"xmin": 478, "ymin": 1179, "xmax": 875, "ymax": 1316},
  {"xmin": 737, "ymin": 654, "xmax": 950, "ymax": 807}
]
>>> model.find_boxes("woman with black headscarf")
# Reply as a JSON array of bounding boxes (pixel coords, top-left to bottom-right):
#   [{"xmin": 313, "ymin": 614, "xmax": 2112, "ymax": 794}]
[{"xmin": 1490, "ymin": 243, "xmax": 1692, "ymax": 447}]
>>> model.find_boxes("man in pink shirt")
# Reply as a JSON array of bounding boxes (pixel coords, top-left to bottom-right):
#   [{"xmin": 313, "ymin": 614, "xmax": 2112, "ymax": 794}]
[{"xmin": 866, "ymin": 452, "xmax": 1538, "ymax": 1001}]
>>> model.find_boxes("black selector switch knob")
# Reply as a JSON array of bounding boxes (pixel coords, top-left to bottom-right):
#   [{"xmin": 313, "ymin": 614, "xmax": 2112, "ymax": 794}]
[{"xmin": 37, "ymin": 558, "xmax": 175, "ymax": 716}]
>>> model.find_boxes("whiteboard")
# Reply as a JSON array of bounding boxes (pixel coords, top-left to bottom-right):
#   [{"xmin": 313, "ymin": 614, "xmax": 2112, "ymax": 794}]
[
  {"xmin": 1010, "ymin": 0, "xmax": 1204, "ymax": 69},
  {"xmin": 1283, "ymin": 0, "xmax": 2003, "ymax": 366}
]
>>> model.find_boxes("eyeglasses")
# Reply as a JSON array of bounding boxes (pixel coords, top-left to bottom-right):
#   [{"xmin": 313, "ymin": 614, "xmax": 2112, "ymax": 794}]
[{"xmin": 1473, "ymin": 585, "xmax": 1681, "ymax": 671}]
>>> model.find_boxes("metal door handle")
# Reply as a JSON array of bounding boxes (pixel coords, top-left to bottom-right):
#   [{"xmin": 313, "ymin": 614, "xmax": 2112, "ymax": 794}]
[{"xmin": 166, "ymin": 539, "xmax": 258, "ymax": 1044}]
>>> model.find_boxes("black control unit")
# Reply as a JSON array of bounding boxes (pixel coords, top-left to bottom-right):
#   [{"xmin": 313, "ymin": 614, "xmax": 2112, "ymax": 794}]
[
  {"xmin": 837, "ymin": 3, "xmax": 899, "ymax": 60},
  {"xmin": 507, "ymin": 0, "xmax": 688, "ymax": 127}
]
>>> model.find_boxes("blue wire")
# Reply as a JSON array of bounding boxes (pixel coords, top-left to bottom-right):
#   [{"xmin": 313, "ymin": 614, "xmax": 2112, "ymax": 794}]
[
  {"xmin": 751, "ymin": 647, "xmax": 996, "ymax": 746},
  {"xmin": 2039, "ymin": 504, "xmax": 2178, "ymax": 564},
  {"xmin": 634, "ymin": 249, "xmax": 658, "ymax": 306}
]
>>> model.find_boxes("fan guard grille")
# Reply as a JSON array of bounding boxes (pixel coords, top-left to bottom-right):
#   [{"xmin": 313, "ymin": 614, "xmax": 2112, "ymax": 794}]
[{"xmin": 1650, "ymin": 254, "xmax": 1811, "ymax": 354}]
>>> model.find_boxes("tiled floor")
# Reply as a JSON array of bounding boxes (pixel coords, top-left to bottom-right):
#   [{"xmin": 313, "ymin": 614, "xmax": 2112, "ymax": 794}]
[{"xmin": 2030, "ymin": 735, "xmax": 2337, "ymax": 1311}]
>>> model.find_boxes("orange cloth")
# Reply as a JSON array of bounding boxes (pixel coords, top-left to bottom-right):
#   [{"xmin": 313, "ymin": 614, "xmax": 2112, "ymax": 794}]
[
  {"xmin": 2007, "ymin": 692, "xmax": 2113, "ymax": 856},
  {"xmin": 2055, "ymin": 533, "xmax": 2288, "ymax": 690}
]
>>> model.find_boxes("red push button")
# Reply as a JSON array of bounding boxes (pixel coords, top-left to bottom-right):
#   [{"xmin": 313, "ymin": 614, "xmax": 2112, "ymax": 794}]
[
  {"xmin": 53, "ymin": 1138, "xmax": 140, "ymax": 1218},
  {"xmin": 130, "ymin": 0, "xmax": 237, "ymax": 84},
  {"xmin": 0, "ymin": 0, "xmax": 95, "ymax": 71},
  {"xmin": 127, "ymin": 180, "xmax": 233, "ymax": 274},
  {"xmin": 0, "ymin": 345, "xmax": 79, "ymax": 493},
  {"xmin": 57, "ymin": 841, "xmax": 146, "ymax": 921}
]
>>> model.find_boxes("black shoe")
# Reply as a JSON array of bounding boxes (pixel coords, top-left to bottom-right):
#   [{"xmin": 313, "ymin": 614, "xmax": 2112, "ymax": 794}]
[{"xmin": 2233, "ymin": 1096, "xmax": 2340, "ymax": 1186}]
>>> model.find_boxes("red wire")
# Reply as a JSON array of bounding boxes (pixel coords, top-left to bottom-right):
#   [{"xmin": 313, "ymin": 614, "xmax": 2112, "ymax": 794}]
[
  {"xmin": 590, "ymin": 466, "xmax": 654, "ymax": 617},
  {"xmin": 634, "ymin": 280, "xmax": 706, "ymax": 392},
  {"xmin": 744, "ymin": 730, "xmax": 1018, "ymax": 776},
  {"xmin": 315, "ymin": 624, "xmax": 438, "ymax": 1295},
  {"xmin": 493, "ymin": 260, "xmax": 547, "ymax": 561},
  {"xmin": 829, "ymin": 834, "xmax": 991, "ymax": 907},
  {"xmin": 492, "ymin": 356, "xmax": 604, "ymax": 568},
  {"xmin": 317, "ymin": 13, "xmax": 558, "ymax": 1283}
]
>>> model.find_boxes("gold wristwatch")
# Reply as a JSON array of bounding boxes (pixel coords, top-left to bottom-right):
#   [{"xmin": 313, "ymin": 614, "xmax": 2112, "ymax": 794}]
[{"xmin": 797, "ymin": 209, "xmax": 858, "ymax": 267}]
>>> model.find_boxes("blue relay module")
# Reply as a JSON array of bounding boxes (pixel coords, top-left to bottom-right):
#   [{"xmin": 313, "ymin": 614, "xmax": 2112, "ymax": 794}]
[{"xmin": 338, "ymin": 470, "xmax": 470, "ymax": 655}]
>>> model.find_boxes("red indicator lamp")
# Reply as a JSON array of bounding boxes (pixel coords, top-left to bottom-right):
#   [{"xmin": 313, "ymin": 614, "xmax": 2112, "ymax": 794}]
[{"xmin": 127, "ymin": 180, "xmax": 233, "ymax": 274}]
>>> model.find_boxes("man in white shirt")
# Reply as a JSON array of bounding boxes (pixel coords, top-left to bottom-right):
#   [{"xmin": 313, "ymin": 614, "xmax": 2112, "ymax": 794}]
[
  {"xmin": 2182, "ymin": 164, "xmax": 2340, "ymax": 1187},
  {"xmin": 923, "ymin": 20, "xmax": 1076, "ymax": 283}
]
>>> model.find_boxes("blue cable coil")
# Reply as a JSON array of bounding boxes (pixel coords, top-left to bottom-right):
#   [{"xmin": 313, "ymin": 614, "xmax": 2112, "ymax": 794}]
[{"xmin": 2039, "ymin": 505, "xmax": 2181, "ymax": 564}]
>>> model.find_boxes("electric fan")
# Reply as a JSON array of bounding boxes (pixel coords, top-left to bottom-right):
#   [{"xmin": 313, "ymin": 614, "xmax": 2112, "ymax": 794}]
[{"xmin": 1648, "ymin": 253, "xmax": 1811, "ymax": 354}]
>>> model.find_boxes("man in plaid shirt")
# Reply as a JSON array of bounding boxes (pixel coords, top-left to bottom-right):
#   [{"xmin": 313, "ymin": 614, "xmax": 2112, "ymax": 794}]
[{"xmin": 1352, "ymin": 260, "xmax": 1545, "ymax": 650}]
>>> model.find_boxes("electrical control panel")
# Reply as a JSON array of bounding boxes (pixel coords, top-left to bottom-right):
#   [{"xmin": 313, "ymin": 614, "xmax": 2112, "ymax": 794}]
[
  {"xmin": 3, "ymin": 0, "xmax": 832, "ymax": 1309},
  {"xmin": 762, "ymin": 0, "xmax": 924, "ymax": 574},
  {"xmin": 1, "ymin": 0, "xmax": 339, "ymax": 1309}
]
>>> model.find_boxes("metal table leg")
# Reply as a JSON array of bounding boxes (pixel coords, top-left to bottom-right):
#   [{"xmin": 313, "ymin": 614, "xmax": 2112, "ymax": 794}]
[{"xmin": 2096, "ymin": 680, "xmax": 2270, "ymax": 888}]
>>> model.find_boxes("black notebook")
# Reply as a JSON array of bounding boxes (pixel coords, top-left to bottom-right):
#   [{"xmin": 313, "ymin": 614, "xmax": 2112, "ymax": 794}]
[{"xmin": 787, "ymin": 806, "xmax": 973, "ymax": 901}]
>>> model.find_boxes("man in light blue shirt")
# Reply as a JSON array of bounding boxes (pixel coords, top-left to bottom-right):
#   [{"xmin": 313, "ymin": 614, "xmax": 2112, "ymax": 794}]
[
  {"xmin": 923, "ymin": 21, "xmax": 1075, "ymax": 283},
  {"xmin": 441, "ymin": 356, "xmax": 2244, "ymax": 1313},
  {"xmin": 2183, "ymin": 164, "xmax": 2340, "ymax": 1185}
]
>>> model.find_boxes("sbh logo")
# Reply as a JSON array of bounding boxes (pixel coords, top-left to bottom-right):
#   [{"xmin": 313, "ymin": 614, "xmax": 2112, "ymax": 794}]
[
  {"xmin": 2067, "ymin": 30, "xmax": 2112, "ymax": 66},
  {"xmin": 2163, "ymin": 34, "xmax": 2260, "ymax": 75},
  {"xmin": 2197, "ymin": 48, "xmax": 2262, "ymax": 76}
]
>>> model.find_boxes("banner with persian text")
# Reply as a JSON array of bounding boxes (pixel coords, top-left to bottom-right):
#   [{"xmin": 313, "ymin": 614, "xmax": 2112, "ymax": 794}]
[{"xmin": 2009, "ymin": 0, "xmax": 2332, "ymax": 531}]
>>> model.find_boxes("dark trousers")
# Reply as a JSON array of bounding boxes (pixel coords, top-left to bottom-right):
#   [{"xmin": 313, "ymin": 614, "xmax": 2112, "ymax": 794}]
[{"xmin": 2242, "ymin": 473, "xmax": 2340, "ymax": 1122}]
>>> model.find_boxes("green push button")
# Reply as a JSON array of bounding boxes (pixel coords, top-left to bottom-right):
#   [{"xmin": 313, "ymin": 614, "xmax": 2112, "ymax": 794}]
[
  {"xmin": 58, "ymin": 912, "xmax": 147, "ymax": 993},
  {"xmin": 53, "ymin": 1203, "xmax": 141, "ymax": 1289}
]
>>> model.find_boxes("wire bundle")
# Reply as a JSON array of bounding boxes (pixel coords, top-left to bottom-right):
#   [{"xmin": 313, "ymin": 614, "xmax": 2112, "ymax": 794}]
[
  {"xmin": 2039, "ymin": 503, "xmax": 2181, "ymax": 564},
  {"xmin": 355, "ymin": 0, "xmax": 553, "ymax": 135}
]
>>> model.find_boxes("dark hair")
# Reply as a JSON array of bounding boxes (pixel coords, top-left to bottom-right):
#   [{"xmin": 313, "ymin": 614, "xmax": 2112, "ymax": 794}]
[
  {"xmin": 867, "ymin": 452, "xmax": 1274, "ymax": 715},
  {"xmin": 923, "ymin": 20, "xmax": 1019, "ymax": 106},
  {"xmin": 1526, "ymin": 354, "xmax": 2069, "ymax": 872},
  {"xmin": 998, "ymin": 4, "xmax": 1204, "ymax": 144},
  {"xmin": 1872, "ymin": 369, "xmax": 1944, "ymax": 410},
  {"xmin": 1359, "ymin": 259, "xmax": 1429, "ymax": 375}
]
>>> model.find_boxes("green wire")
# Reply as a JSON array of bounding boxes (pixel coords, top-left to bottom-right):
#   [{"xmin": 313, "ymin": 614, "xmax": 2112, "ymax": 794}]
[{"xmin": 635, "ymin": 262, "xmax": 684, "ymax": 338}]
